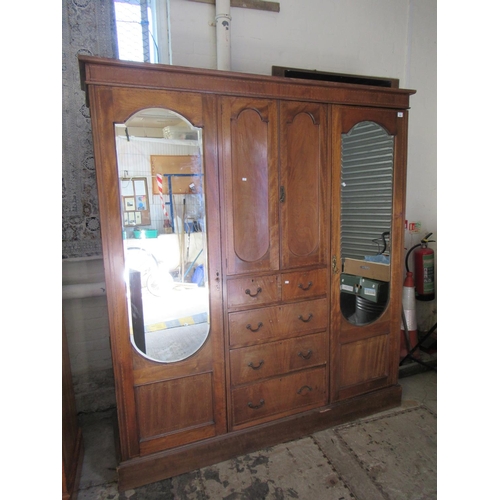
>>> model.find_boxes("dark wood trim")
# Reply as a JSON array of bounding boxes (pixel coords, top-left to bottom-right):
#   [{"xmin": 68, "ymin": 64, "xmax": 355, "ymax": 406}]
[
  {"xmin": 186, "ymin": 0, "xmax": 280, "ymax": 12},
  {"xmin": 117, "ymin": 384, "xmax": 402, "ymax": 491},
  {"xmin": 79, "ymin": 56, "xmax": 415, "ymax": 110}
]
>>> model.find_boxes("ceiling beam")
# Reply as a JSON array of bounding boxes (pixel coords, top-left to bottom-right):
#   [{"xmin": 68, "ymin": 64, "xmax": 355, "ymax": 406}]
[{"xmin": 186, "ymin": 0, "xmax": 280, "ymax": 13}]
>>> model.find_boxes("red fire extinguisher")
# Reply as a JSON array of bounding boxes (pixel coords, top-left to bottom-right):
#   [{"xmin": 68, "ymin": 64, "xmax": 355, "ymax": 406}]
[{"xmin": 406, "ymin": 233, "xmax": 436, "ymax": 301}]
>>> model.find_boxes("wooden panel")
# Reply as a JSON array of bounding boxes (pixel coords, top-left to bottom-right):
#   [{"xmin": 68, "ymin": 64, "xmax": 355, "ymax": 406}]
[
  {"xmin": 230, "ymin": 332, "xmax": 327, "ymax": 386},
  {"xmin": 139, "ymin": 423, "xmax": 216, "ymax": 456},
  {"xmin": 338, "ymin": 335, "xmax": 389, "ymax": 389},
  {"xmin": 231, "ymin": 367, "xmax": 327, "ymax": 427},
  {"xmin": 280, "ymin": 101, "xmax": 329, "ymax": 269},
  {"xmin": 228, "ymin": 298, "xmax": 328, "ymax": 347},
  {"xmin": 221, "ymin": 97, "xmax": 279, "ymax": 275},
  {"xmin": 186, "ymin": 0, "xmax": 280, "ymax": 12},
  {"xmin": 281, "ymin": 268, "xmax": 327, "ymax": 301},
  {"xmin": 226, "ymin": 274, "xmax": 279, "ymax": 310},
  {"xmin": 135, "ymin": 373, "xmax": 214, "ymax": 441},
  {"xmin": 80, "ymin": 56, "xmax": 415, "ymax": 110}
]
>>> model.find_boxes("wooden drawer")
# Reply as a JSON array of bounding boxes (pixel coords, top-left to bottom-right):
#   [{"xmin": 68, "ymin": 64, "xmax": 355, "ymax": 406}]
[
  {"xmin": 281, "ymin": 268, "xmax": 327, "ymax": 301},
  {"xmin": 231, "ymin": 367, "xmax": 327, "ymax": 426},
  {"xmin": 226, "ymin": 275, "xmax": 279, "ymax": 309},
  {"xmin": 228, "ymin": 298, "xmax": 328, "ymax": 347},
  {"xmin": 230, "ymin": 332, "xmax": 327, "ymax": 386}
]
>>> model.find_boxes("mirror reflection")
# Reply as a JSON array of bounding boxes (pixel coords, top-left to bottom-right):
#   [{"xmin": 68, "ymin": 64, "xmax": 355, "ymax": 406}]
[
  {"xmin": 340, "ymin": 121, "xmax": 394, "ymax": 325},
  {"xmin": 115, "ymin": 108, "xmax": 209, "ymax": 362}
]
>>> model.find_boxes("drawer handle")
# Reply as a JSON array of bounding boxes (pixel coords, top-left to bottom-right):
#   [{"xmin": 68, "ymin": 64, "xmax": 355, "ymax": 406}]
[
  {"xmin": 248, "ymin": 360, "xmax": 264, "ymax": 370},
  {"xmin": 245, "ymin": 287, "xmax": 262, "ymax": 298},
  {"xmin": 298, "ymin": 313, "xmax": 313, "ymax": 322},
  {"xmin": 297, "ymin": 385, "xmax": 312, "ymax": 395},
  {"xmin": 248, "ymin": 399, "xmax": 265, "ymax": 410},
  {"xmin": 246, "ymin": 322, "xmax": 264, "ymax": 332},
  {"xmin": 298, "ymin": 349, "xmax": 313, "ymax": 360},
  {"xmin": 298, "ymin": 281, "xmax": 313, "ymax": 291}
]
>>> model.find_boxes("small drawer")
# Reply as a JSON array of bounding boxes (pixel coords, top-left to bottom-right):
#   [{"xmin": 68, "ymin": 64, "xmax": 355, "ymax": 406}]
[
  {"xmin": 281, "ymin": 268, "xmax": 327, "ymax": 301},
  {"xmin": 230, "ymin": 332, "xmax": 327, "ymax": 386},
  {"xmin": 231, "ymin": 367, "xmax": 327, "ymax": 427},
  {"xmin": 228, "ymin": 298, "xmax": 328, "ymax": 347},
  {"xmin": 226, "ymin": 275, "xmax": 279, "ymax": 310}
]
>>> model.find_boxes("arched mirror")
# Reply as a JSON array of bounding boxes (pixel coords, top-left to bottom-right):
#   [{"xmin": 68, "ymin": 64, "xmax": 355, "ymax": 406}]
[
  {"xmin": 340, "ymin": 121, "xmax": 394, "ymax": 325},
  {"xmin": 115, "ymin": 108, "xmax": 209, "ymax": 362}
]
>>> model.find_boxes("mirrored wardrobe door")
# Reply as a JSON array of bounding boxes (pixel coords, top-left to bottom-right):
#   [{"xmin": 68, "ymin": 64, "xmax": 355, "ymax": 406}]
[{"xmin": 115, "ymin": 107, "xmax": 210, "ymax": 363}]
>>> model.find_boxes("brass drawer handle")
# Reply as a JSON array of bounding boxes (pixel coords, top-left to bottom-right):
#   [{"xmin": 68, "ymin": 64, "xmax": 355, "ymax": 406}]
[
  {"xmin": 298, "ymin": 349, "xmax": 313, "ymax": 360},
  {"xmin": 246, "ymin": 322, "xmax": 264, "ymax": 332},
  {"xmin": 248, "ymin": 399, "xmax": 265, "ymax": 409},
  {"xmin": 245, "ymin": 287, "xmax": 262, "ymax": 298},
  {"xmin": 298, "ymin": 313, "xmax": 313, "ymax": 322},
  {"xmin": 298, "ymin": 281, "xmax": 313, "ymax": 291},
  {"xmin": 297, "ymin": 385, "xmax": 312, "ymax": 395},
  {"xmin": 248, "ymin": 360, "xmax": 264, "ymax": 370}
]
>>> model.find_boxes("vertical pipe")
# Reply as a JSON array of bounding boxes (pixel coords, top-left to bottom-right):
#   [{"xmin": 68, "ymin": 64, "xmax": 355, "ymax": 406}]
[{"xmin": 215, "ymin": 0, "xmax": 231, "ymax": 70}]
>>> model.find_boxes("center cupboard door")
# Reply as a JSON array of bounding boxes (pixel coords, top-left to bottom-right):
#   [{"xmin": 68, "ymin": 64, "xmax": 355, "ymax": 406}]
[
  {"xmin": 279, "ymin": 100, "xmax": 330, "ymax": 271},
  {"xmin": 220, "ymin": 97, "xmax": 280, "ymax": 276}
]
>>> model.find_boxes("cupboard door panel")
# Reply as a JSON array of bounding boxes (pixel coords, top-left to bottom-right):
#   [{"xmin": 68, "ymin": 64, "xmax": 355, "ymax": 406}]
[
  {"xmin": 280, "ymin": 101, "xmax": 329, "ymax": 269},
  {"xmin": 221, "ymin": 97, "xmax": 279, "ymax": 275},
  {"xmin": 135, "ymin": 373, "xmax": 214, "ymax": 441},
  {"xmin": 338, "ymin": 335, "xmax": 389, "ymax": 389}
]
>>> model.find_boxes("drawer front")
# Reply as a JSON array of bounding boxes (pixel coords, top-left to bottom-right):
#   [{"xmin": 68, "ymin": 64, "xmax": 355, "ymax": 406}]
[
  {"xmin": 229, "ymin": 298, "xmax": 328, "ymax": 347},
  {"xmin": 226, "ymin": 275, "xmax": 279, "ymax": 309},
  {"xmin": 281, "ymin": 268, "xmax": 327, "ymax": 301},
  {"xmin": 230, "ymin": 332, "xmax": 327, "ymax": 386},
  {"xmin": 231, "ymin": 367, "xmax": 327, "ymax": 426}
]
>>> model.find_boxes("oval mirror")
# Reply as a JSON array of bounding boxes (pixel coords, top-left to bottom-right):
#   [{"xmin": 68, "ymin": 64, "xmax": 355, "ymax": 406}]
[
  {"xmin": 340, "ymin": 121, "xmax": 394, "ymax": 325},
  {"xmin": 115, "ymin": 108, "xmax": 209, "ymax": 362}
]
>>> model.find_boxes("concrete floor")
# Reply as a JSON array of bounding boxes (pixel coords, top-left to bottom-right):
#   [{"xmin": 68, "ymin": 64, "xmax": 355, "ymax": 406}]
[{"xmin": 75, "ymin": 364, "xmax": 436, "ymax": 500}]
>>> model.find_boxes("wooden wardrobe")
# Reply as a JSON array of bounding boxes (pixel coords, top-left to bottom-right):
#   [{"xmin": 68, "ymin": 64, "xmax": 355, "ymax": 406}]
[{"xmin": 79, "ymin": 56, "xmax": 415, "ymax": 490}]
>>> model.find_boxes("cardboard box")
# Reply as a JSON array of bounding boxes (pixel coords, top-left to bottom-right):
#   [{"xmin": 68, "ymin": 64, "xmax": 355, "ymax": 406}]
[{"xmin": 343, "ymin": 258, "xmax": 390, "ymax": 282}]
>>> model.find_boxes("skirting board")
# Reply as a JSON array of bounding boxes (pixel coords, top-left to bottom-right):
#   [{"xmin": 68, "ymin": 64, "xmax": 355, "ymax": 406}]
[{"xmin": 117, "ymin": 384, "xmax": 402, "ymax": 491}]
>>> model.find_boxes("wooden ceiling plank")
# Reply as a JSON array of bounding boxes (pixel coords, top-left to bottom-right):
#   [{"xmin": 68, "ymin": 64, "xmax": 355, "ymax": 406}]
[{"xmin": 186, "ymin": 0, "xmax": 280, "ymax": 13}]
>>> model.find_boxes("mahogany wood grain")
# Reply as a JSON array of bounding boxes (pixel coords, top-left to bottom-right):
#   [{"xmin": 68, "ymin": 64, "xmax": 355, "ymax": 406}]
[
  {"xmin": 231, "ymin": 367, "xmax": 327, "ymax": 427},
  {"xmin": 280, "ymin": 101, "xmax": 329, "ymax": 269},
  {"xmin": 281, "ymin": 267, "xmax": 327, "ymax": 301},
  {"xmin": 228, "ymin": 298, "xmax": 328, "ymax": 347},
  {"xmin": 80, "ymin": 56, "xmax": 415, "ymax": 109},
  {"xmin": 338, "ymin": 334, "xmax": 389, "ymax": 389},
  {"xmin": 79, "ymin": 56, "xmax": 414, "ymax": 491},
  {"xmin": 221, "ymin": 97, "xmax": 279, "ymax": 275},
  {"xmin": 226, "ymin": 274, "xmax": 279, "ymax": 309},
  {"xmin": 229, "ymin": 332, "xmax": 327, "ymax": 386}
]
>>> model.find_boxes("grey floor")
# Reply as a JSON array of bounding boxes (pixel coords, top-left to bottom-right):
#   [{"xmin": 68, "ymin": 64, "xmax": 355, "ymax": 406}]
[{"xmin": 76, "ymin": 366, "xmax": 437, "ymax": 500}]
